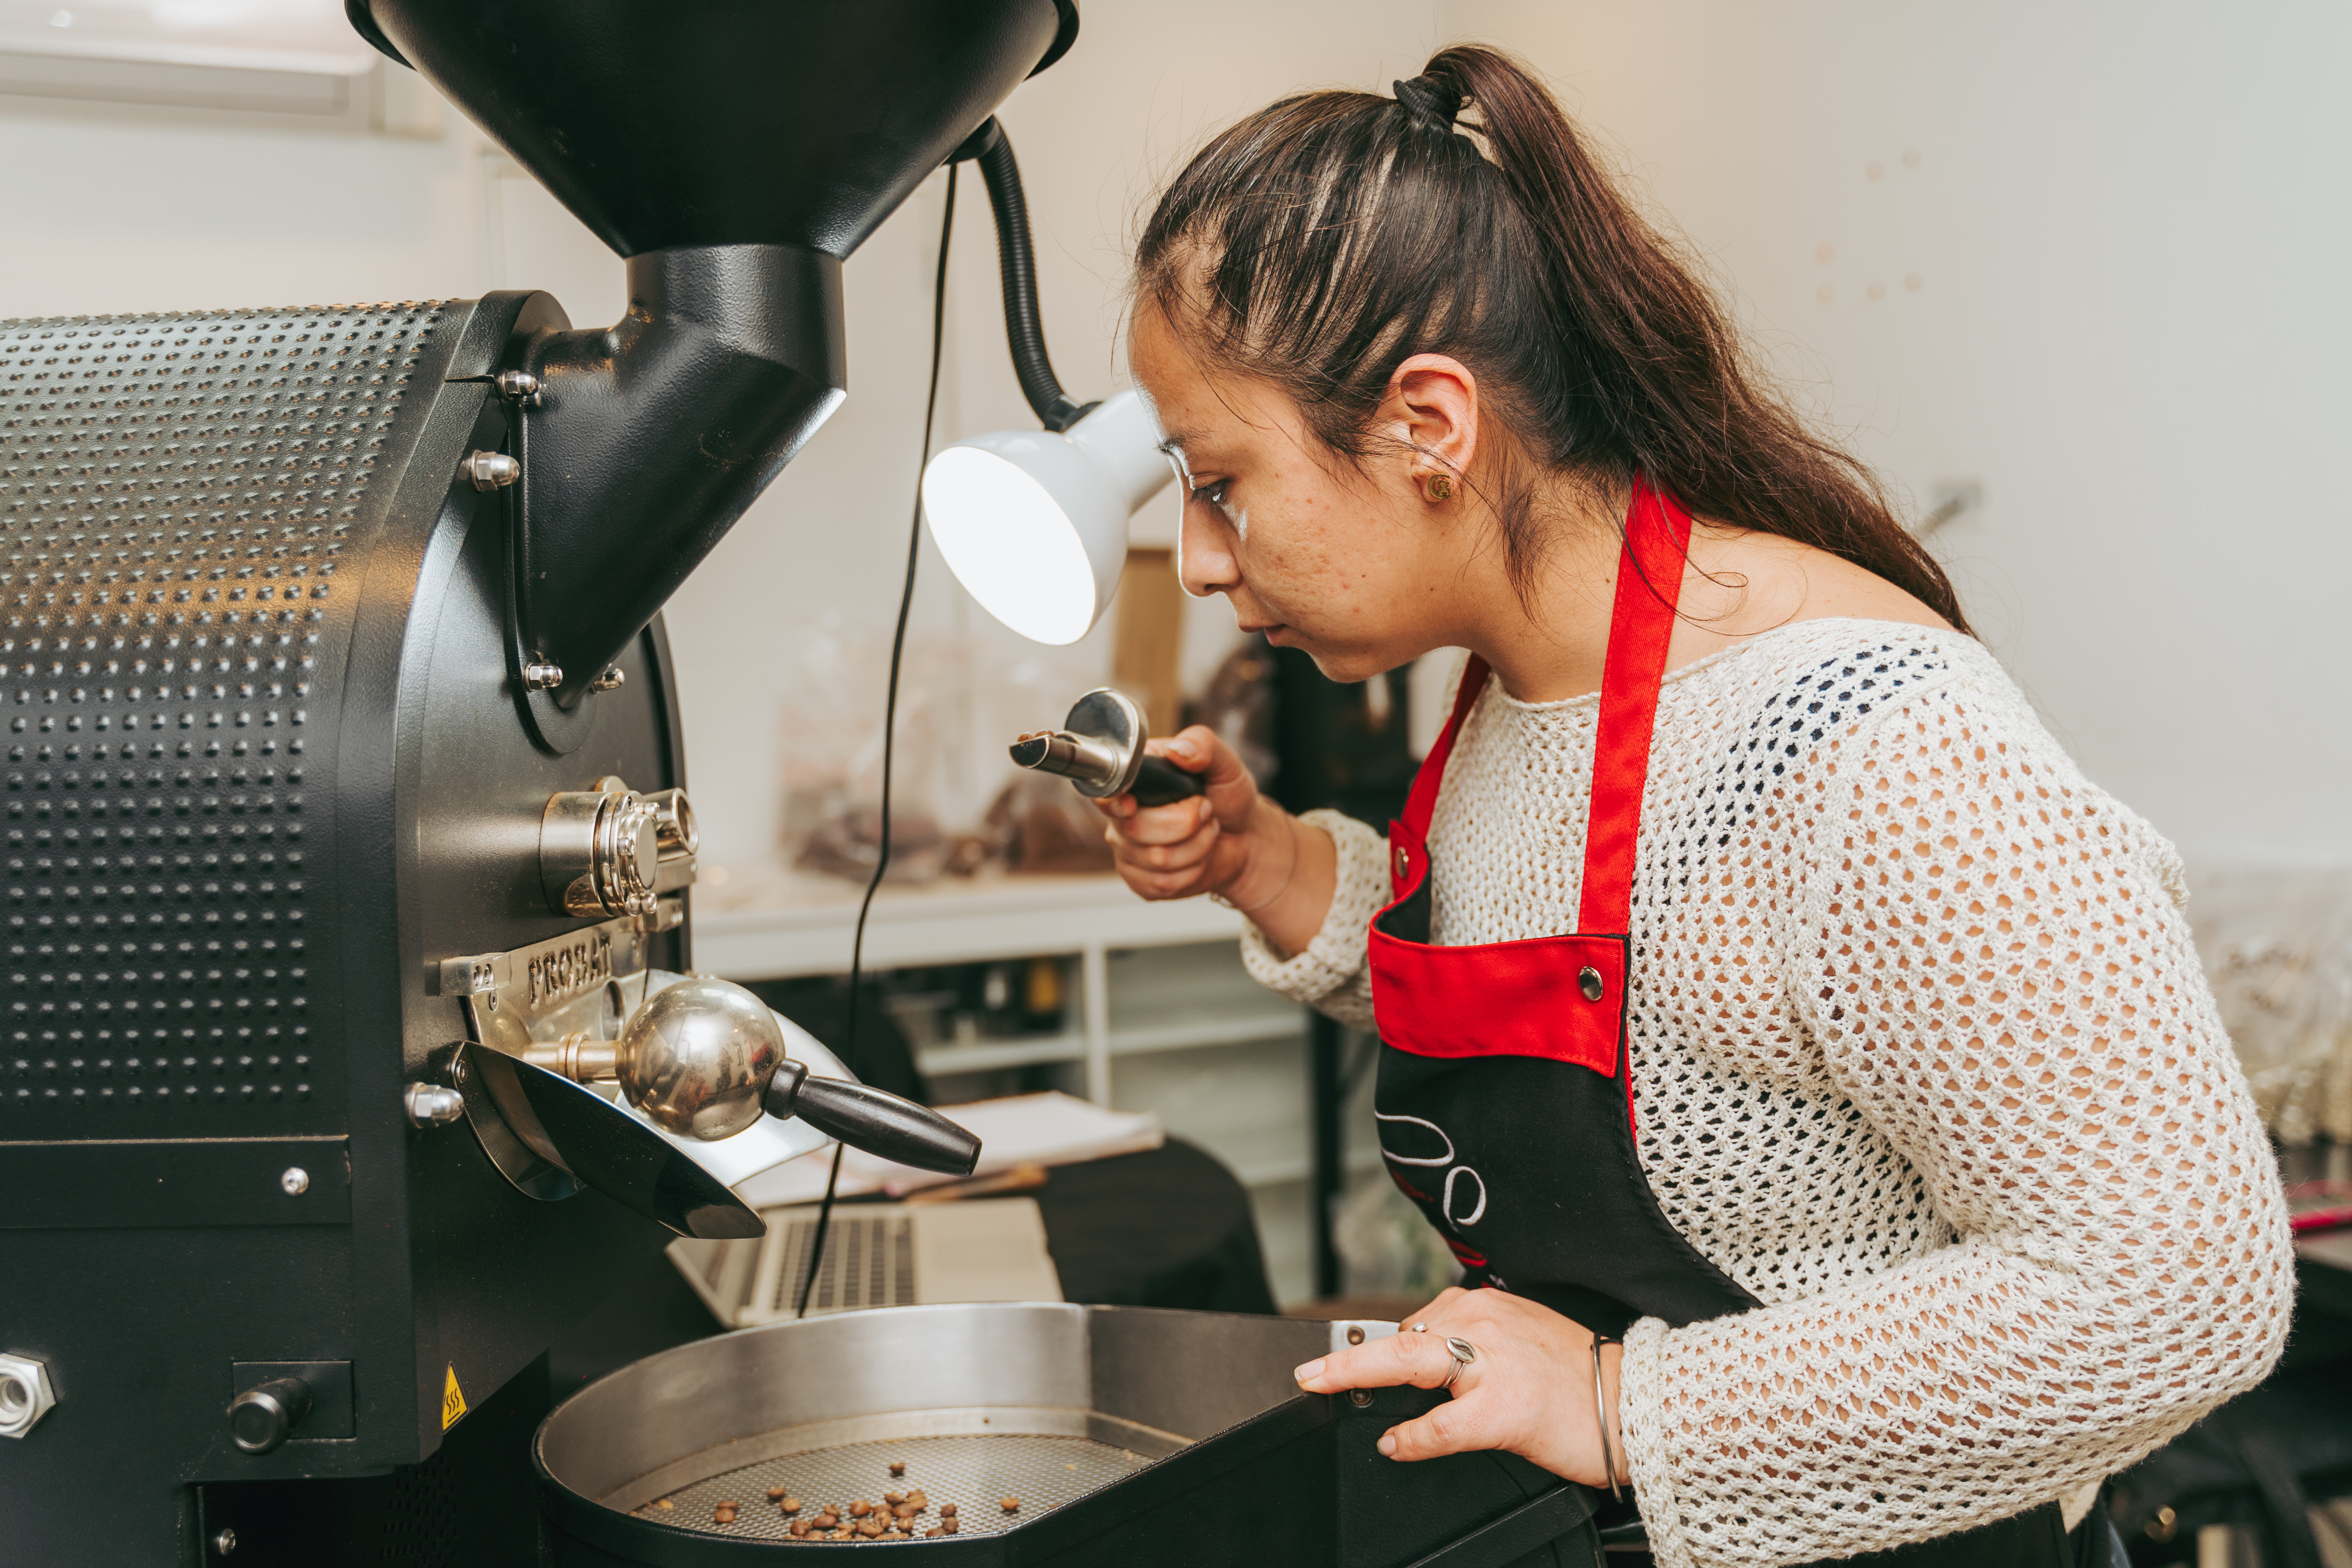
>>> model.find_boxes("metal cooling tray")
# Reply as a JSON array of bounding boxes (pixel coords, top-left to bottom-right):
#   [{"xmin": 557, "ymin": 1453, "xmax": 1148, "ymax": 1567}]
[{"xmin": 533, "ymin": 1304, "xmax": 1605, "ymax": 1568}]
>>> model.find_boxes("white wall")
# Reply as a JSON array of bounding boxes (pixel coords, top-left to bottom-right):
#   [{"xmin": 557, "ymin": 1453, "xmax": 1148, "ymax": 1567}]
[{"xmin": 1436, "ymin": 0, "xmax": 2352, "ymax": 868}]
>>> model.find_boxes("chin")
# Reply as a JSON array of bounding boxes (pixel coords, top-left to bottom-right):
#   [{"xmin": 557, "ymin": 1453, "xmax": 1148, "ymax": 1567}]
[{"xmin": 1299, "ymin": 646, "xmax": 1388, "ymax": 685}]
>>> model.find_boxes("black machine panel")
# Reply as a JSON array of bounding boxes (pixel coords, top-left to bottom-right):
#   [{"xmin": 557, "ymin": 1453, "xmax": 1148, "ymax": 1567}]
[{"xmin": 0, "ymin": 298, "xmax": 685, "ymax": 1563}]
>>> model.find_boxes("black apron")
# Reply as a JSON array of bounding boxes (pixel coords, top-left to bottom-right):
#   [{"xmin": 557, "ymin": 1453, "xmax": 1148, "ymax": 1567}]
[{"xmin": 1365, "ymin": 478, "xmax": 2070, "ymax": 1566}]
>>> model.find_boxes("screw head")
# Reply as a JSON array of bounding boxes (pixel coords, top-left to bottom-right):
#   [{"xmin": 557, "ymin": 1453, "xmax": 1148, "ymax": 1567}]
[
  {"xmin": 1348, "ymin": 1388, "xmax": 1372, "ymax": 1407},
  {"xmin": 213, "ymin": 1527, "xmax": 238, "ymax": 1556},
  {"xmin": 463, "ymin": 449, "xmax": 521, "ymax": 491},
  {"xmin": 279, "ymin": 1166, "xmax": 309, "ymax": 1197},
  {"xmin": 405, "ymin": 1083, "xmax": 465, "ymax": 1128}
]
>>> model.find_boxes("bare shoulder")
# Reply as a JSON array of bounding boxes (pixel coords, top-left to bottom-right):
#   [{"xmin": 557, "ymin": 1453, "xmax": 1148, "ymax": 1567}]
[{"xmin": 1668, "ymin": 523, "xmax": 1949, "ymax": 668}]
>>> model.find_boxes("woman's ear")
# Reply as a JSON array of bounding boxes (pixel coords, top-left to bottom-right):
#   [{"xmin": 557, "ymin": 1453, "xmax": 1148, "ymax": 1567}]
[{"xmin": 1378, "ymin": 354, "xmax": 1480, "ymax": 494}]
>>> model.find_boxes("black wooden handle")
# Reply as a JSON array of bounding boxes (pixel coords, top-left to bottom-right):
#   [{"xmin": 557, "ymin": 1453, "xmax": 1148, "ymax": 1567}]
[{"xmin": 1133, "ymin": 753, "xmax": 1207, "ymax": 808}]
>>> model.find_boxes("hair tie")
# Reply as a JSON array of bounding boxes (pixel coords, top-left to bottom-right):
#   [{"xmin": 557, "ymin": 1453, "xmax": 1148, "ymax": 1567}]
[{"xmin": 1393, "ymin": 76, "xmax": 1464, "ymax": 131}]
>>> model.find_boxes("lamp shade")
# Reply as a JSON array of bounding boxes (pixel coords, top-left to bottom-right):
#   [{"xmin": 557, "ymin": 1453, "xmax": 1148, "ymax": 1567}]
[{"xmin": 923, "ymin": 390, "xmax": 1170, "ymax": 644}]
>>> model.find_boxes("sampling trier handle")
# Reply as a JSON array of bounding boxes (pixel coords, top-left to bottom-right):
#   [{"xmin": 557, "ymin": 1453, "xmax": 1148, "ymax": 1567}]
[
  {"xmin": 1130, "ymin": 754, "xmax": 1207, "ymax": 808},
  {"xmin": 762, "ymin": 1061, "xmax": 982, "ymax": 1176}
]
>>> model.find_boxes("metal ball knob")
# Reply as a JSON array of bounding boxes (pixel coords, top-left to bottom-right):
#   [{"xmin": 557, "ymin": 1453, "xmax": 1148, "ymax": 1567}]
[{"xmin": 617, "ymin": 977, "xmax": 786, "ymax": 1141}]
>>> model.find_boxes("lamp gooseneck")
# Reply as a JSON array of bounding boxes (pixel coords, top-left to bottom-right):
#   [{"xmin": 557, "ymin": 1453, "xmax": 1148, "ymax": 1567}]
[{"xmin": 958, "ymin": 119, "xmax": 1097, "ymax": 434}]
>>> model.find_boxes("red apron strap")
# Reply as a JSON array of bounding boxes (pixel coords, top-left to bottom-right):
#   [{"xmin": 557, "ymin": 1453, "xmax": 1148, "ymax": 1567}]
[
  {"xmin": 1577, "ymin": 478, "xmax": 1692, "ymax": 934},
  {"xmin": 1399, "ymin": 650, "xmax": 1491, "ymax": 841}
]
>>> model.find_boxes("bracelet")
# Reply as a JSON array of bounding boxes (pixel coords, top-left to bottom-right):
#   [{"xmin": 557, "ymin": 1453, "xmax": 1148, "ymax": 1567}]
[
  {"xmin": 1210, "ymin": 810, "xmax": 1299, "ymax": 917},
  {"xmin": 1591, "ymin": 1334, "xmax": 1624, "ymax": 1504}
]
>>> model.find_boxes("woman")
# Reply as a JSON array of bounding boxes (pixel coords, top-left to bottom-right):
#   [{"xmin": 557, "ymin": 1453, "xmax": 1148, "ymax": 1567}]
[{"xmin": 1100, "ymin": 44, "xmax": 2293, "ymax": 1568}]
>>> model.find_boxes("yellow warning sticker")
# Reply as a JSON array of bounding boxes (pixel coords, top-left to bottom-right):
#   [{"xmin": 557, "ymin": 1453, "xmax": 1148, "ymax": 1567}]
[{"xmin": 440, "ymin": 1364, "xmax": 468, "ymax": 1431}]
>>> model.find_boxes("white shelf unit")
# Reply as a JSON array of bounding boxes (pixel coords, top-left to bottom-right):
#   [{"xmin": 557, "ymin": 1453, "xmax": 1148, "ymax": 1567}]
[
  {"xmin": 692, "ymin": 867, "xmax": 1324, "ymax": 1302},
  {"xmin": 693, "ymin": 868, "xmax": 1261, "ymax": 1104}
]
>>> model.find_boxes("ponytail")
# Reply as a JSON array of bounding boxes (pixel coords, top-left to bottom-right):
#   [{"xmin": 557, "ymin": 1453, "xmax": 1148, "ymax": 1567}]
[{"xmin": 1136, "ymin": 44, "xmax": 1970, "ymax": 634}]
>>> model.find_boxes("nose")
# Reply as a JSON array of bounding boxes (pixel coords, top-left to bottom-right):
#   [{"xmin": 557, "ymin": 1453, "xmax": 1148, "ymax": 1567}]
[{"xmin": 1178, "ymin": 497, "xmax": 1239, "ymax": 599}]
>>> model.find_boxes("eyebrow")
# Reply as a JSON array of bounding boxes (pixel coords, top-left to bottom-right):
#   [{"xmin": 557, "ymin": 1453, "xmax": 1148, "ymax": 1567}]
[{"xmin": 1154, "ymin": 432, "xmax": 1194, "ymax": 458}]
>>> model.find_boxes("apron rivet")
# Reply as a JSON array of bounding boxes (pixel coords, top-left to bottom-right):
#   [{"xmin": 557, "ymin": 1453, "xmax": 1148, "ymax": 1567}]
[
  {"xmin": 1578, "ymin": 966, "xmax": 1605, "ymax": 1002},
  {"xmin": 1395, "ymin": 848, "xmax": 1409, "ymax": 878}
]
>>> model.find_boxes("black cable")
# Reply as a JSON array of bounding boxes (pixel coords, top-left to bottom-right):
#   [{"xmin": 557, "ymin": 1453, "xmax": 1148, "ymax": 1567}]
[
  {"xmin": 967, "ymin": 121, "xmax": 1095, "ymax": 433},
  {"xmin": 795, "ymin": 162, "xmax": 959, "ymax": 1319}
]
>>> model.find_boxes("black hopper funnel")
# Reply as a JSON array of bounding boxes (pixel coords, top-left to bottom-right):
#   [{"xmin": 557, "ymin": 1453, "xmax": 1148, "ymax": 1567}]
[{"xmin": 351, "ymin": 0, "xmax": 1078, "ymax": 712}]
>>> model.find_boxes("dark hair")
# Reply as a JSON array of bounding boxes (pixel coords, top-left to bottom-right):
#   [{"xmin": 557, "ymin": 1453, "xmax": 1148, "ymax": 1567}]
[{"xmin": 1134, "ymin": 44, "xmax": 1970, "ymax": 635}]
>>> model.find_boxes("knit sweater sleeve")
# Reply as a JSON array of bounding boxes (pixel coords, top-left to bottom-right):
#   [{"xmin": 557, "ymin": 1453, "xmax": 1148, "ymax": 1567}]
[
  {"xmin": 1619, "ymin": 676, "xmax": 2295, "ymax": 1568},
  {"xmin": 1235, "ymin": 808, "xmax": 1388, "ymax": 1031}
]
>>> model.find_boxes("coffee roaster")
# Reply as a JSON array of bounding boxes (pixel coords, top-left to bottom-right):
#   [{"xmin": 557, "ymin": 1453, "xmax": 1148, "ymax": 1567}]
[{"xmin": 0, "ymin": 2, "xmax": 1077, "ymax": 1561}]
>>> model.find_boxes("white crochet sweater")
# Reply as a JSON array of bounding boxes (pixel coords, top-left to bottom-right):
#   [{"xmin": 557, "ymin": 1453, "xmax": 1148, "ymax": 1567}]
[{"xmin": 1242, "ymin": 620, "xmax": 2293, "ymax": 1568}]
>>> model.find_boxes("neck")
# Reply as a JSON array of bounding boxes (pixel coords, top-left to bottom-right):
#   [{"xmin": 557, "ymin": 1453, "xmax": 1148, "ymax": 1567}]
[{"xmin": 1451, "ymin": 479, "xmax": 1628, "ymax": 705}]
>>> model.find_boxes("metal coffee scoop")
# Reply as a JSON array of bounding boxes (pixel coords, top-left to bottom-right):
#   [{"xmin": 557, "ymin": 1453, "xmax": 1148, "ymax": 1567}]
[
  {"xmin": 1011, "ymin": 688, "xmax": 1208, "ymax": 809},
  {"xmin": 520, "ymin": 975, "xmax": 980, "ymax": 1174}
]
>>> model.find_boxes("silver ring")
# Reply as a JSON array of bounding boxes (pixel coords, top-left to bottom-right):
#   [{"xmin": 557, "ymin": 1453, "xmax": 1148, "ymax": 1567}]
[
  {"xmin": 1442, "ymin": 1336, "xmax": 1478, "ymax": 1390},
  {"xmin": 1409, "ymin": 1321, "xmax": 1429, "ymax": 1334}
]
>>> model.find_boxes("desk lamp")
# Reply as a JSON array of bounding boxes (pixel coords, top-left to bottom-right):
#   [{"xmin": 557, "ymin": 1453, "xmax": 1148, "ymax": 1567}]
[{"xmin": 923, "ymin": 120, "xmax": 1173, "ymax": 643}]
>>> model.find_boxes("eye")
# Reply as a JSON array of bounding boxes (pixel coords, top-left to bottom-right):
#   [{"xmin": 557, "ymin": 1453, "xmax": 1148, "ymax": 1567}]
[{"xmin": 1188, "ymin": 479, "xmax": 1230, "ymax": 510}]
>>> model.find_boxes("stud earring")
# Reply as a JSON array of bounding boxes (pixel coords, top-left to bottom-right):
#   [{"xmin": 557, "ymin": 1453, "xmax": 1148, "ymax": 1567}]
[{"xmin": 1423, "ymin": 474, "xmax": 1454, "ymax": 502}]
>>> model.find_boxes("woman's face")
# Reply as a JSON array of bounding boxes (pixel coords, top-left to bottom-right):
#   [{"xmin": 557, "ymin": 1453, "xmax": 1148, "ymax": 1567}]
[{"xmin": 1128, "ymin": 304, "xmax": 1475, "ymax": 685}]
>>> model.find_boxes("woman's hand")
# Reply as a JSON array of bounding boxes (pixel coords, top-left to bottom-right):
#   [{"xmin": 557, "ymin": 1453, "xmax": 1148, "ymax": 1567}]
[
  {"xmin": 1092, "ymin": 726, "xmax": 1339, "ymax": 957},
  {"xmin": 1090, "ymin": 725, "xmax": 1266, "ymax": 902},
  {"xmin": 1292, "ymin": 1287, "xmax": 1625, "ymax": 1489}
]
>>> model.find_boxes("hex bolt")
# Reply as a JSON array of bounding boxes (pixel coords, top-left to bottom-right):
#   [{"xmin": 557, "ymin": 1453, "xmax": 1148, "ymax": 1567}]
[
  {"xmin": 494, "ymin": 369, "xmax": 543, "ymax": 407},
  {"xmin": 464, "ymin": 450, "xmax": 521, "ymax": 491},
  {"xmin": 0, "ymin": 1352, "xmax": 57, "ymax": 1439},
  {"xmin": 522, "ymin": 661, "xmax": 564, "ymax": 692},
  {"xmin": 280, "ymin": 1166, "xmax": 310, "ymax": 1197},
  {"xmin": 405, "ymin": 1083, "xmax": 465, "ymax": 1128},
  {"xmin": 589, "ymin": 666, "xmax": 626, "ymax": 693}
]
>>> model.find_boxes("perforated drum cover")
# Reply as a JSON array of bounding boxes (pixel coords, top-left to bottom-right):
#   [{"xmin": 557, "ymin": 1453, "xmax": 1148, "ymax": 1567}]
[{"xmin": 0, "ymin": 305, "xmax": 442, "ymax": 1139}]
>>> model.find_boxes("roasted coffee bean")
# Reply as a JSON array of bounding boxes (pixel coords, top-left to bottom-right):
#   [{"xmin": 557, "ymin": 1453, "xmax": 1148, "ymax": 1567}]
[
  {"xmin": 1001, "ymin": 1496, "xmax": 1022, "ymax": 1513},
  {"xmin": 654, "ymin": 1499, "xmax": 675, "ymax": 1511},
  {"xmin": 857, "ymin": 1518, "xmax": 884, "ymax": 1538},
  {"xmin": 926, "ymin": 1526, "xmax": 944, "ymax": 1539},
  {"xmin": 939, "ymin": 1503, "xmax": 957, "ymax": 1518},
  {"xmin": 779, "ymin": 1496, "xmax": 802, "ymax": 1515},
  {"xmin": 889, "ymin": 1460, "xmax": 907, "ymax": 1477},
  {"xmin": 942, "ymin": 1517, "xmax": 960, "ymax": 1534},
  {"xmin": 789, "ymin": 1520, "xmax": 812, "ymax": 1538},
  {"xmin": 884, "ymin": 1491, "xmax": 905, "ymax": 1506},
  {"xmin": 766, "ymin": 1487, "xmax": 787, "ymax": 1501},
  {"xmin": 894, "ymin": 1502, "xmax": 918, "ymax": 1520},
  {"xmin": 848, "ymin": 1500, "xmax": 872, "ymax": 1518}
]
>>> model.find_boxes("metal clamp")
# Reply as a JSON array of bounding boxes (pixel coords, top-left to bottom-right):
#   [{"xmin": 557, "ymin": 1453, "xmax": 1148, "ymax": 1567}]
[{"xmin": 540, "ymin": 778, "xmax": 697, "ymax": 919}]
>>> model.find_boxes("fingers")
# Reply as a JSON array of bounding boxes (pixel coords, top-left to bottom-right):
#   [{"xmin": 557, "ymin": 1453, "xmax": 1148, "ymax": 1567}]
[
  {"xmin": 1104, "ymin": 793, "xmax": 1214, "ymax": 848},
  {"xmin": 1380, "ymin": 1386, "xmax": 1506, "ymax": 1462},
  {"xmin": 1293, "ymin": 1328, "xmax": 1458, "ymax": 1396},
  {"xmin": 1150, "ymin": 726, "xmax": 1258, "ymax": 825}
]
